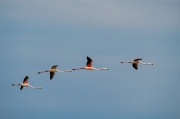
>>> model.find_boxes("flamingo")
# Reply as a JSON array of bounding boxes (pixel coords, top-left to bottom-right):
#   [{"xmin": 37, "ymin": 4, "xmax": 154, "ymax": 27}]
[
  {"xmin": 72, "ymin": 56, "xmax": 108, "ymax": 70},
  {"xmin": 12, "ymin": 76, "xmax": 42, "ymax": 90},
  {"xmin": 121, "ymin": 58, "xmax": 153, "ymax": 70},
  {"xmin": 38, "ymin": 65, "xmax": 72, "ymax": 80}
]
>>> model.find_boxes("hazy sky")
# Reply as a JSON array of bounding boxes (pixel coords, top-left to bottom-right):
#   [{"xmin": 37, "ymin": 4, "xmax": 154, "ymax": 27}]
[{"xmin": 0, "ymin": 0, "xmax": 180, "ymax": 119}]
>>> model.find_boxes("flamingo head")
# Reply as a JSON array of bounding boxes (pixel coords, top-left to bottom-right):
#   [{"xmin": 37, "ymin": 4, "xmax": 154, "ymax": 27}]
[
  {"xmin": 38, "ymin": 87, "xmax": 42, "ymax": 89},
  {"xmin": 148, "ymin": 63, "xmax": 153, "ymax": 65},
  {"xmin": 101, "ymin": 68, "xmax": 108, "ymax": 70},
  {"xmin": 66, "ymin": 70, "xmax": 72, "ymax": 72}
]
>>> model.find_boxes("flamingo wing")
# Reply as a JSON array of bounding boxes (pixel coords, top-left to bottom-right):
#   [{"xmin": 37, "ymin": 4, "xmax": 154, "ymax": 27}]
[
  {"xmin": 20, "ymin": 86, "xmax": 24, "ymax": 90},
  {"xmin": 23, "ymin": 76, "xmax": 29, "ymax": 84},
  {"xmin": 134, "ymin": 58, "xmax": 142, "ymax": 61},
  {"xmin": 51, "ymin": 65, "xmax": 58, "ymax": 69},
  {"xmin": 132, "ymin": 63, "xmax": 138, "ymax": 70},
  {"xmin": 50, "ymin": 72, "xmax": 55, "ymax": 80},
  {"xmin": 86, "ymin": 56, "xmax": 93, "ymax": 67}
]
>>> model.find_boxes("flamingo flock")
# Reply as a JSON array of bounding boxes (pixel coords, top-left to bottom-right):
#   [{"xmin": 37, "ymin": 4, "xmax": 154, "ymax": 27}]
[{"xmin": 12, "ymin": 56, "xmax": 153, "ymax": 90}]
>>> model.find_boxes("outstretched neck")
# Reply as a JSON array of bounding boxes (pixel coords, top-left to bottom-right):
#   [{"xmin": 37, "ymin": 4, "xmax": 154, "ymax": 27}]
[
  {"xmin": 121, "ymin": 62, "xmax": 132, "ymax": 64},
  {"xmin": 38, "ymin": 70, "xmax": 49, "ymax": 74},
  {"xmin": 72, "ymin": 67, "xmax": 85, "ymax": 70},
  {"xmin": 100, "ymin": 68, "xmax": 108, "ymax": 70},
  {"xmin": 12, "ymin": 84, "xmax": 20, "ymax": 86}
]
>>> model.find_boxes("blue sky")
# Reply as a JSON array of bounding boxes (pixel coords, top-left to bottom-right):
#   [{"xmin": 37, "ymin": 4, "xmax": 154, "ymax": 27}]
[{"xmin": 0, "ymin": 0, "xmax": 180, "ymax": 119}]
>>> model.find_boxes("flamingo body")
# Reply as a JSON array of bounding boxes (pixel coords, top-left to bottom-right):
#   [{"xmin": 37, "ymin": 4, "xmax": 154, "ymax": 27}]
[
  {"xmin": 12, "ymin": 76, "xmax": 42, "ymax": 90},
  {"xmin": 38, "ymin": 65, "xmax": 72, "ymax": 80},
  {"xmin": 121, "ymin": 58, "xmax": 153, "ymax": 70},
  {"xmin": 72, "ymin": 56, "xmax": 108, "ymax": 70}
]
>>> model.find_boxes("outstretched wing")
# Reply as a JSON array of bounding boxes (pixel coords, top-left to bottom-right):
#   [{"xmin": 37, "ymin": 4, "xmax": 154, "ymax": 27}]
[
  {"xmin": 134, "ymin": 58, "xmax": 142, "ymax": 62},
  {"xmin": 86, "ymin": 56, "xmax": 93, "ymax": 67},
  {"xmin": 23, "ymin": 76, "xmax": 29, "ymax": 84},
  {"xmin": 132, "ymin": 63, "xmax": 138, "ymax": 70},
  {"xmin": 51, "ymin": 65, "xmax": 58, "ymax": 69},
  {"xmin": 20, "ymin": 86, "xmax": 24, "ymax": 90},
  {"xmin": 50, "ymin": 72, "xmax": 55, "ymax": 80}
]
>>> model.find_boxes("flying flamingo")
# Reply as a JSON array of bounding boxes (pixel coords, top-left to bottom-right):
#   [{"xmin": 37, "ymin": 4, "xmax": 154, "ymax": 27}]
[
  {"xmin": 12, "ymin": 76, "xmax": 42, "ymax": 90},
  {"xmin": 121, "ymin": 58, "xmax": 153, "ymax": 70},
  {"xmin": 38, "ymin": 65, "xmax": 72, "ymax": 80},
  {"xmin": 72, "ymin": 56, "xmax": 108, "ymax": 70}
]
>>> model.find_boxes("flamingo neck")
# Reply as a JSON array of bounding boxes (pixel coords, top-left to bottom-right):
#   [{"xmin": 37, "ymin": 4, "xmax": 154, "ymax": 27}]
[
  {"xmin": 121, "ymin": 62, "xmax": 132, "ymax": 63},
  {"xmin": 72, "ymin": 67, "xmax": 85, "ymax": 70}
]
